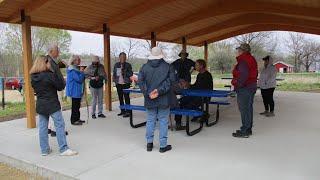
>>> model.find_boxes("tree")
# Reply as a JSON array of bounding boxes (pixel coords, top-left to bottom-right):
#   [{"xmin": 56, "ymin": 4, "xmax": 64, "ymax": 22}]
[
  {"xmin": 233, "ymin": 32, "xmax": 277, "ymax": 60},
  {"xmin": 209, "ymin": 41, "xmax": 234, "ymax": 73},
  {"xmin": 286, "ymin": 32, "xmax": 305, "ymax": 72},
  {"xmin": 3, "ymin": 24, "xmax": 71, "ymax": 61},
  {"xmin": 0, "ymin": 24, "xmax": 72, "ymax": 77},
  {"xmin": 300, "ymin": 40, "xmax": 320, "ymax": 72}
]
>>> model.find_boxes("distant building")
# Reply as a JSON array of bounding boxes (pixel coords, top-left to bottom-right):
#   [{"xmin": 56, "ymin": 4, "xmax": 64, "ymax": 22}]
[{"xmin": 273, "ymin": 61, "xmax": 294, "ymax": 73}]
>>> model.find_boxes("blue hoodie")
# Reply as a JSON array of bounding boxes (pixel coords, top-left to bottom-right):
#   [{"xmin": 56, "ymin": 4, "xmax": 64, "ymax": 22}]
[
  {"xmin": 66, "ymin": 65, "xmax": 85, "ymax": 98},
  {"xmin": 138, "ymin": 59, "xmax": 174, "ymax": 109}
]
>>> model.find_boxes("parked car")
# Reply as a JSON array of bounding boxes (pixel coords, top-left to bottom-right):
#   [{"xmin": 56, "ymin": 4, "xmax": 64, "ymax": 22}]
[{"xmin": 5, "ymin": 78, "xmax": 20, "ymax": 90}]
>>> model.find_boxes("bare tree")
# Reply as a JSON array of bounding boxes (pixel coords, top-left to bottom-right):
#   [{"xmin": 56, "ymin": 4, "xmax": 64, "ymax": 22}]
[
  {"xmin": 233, "ymin": 31, "xmax": 277, "ymax": 60},
  {"xmin": 286, "ymin": 32, "xmax": 305, "ymax": 72},
  {"xmin": 111, "ymin": 38, "xmax": 141, "ymax": 61},
  {"xmin": 300, "ymin": 40, "xmax": 320, "ymax": 72}
]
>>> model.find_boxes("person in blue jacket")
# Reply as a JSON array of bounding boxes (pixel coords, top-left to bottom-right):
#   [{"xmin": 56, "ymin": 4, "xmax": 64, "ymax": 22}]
[{"xmin": 66, "ymin": 55, "xmax": 85, "ymax": 125}]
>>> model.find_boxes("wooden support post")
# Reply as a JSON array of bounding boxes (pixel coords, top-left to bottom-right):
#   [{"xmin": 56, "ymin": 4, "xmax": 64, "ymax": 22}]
[
  {"xmin": 182, "ymin": 37, "xmax": 187, "ymax": 51},
  {"xmin": 204, "ymin": 41, "xmax": 208, "ymax": 63},
  {"xmin": 151, "ymin": 32, "xmax": 156, "ymax": 48},
  {"xmin": 103, "ymin": 23, "xmax": 112, "ymax": 111},
  {"xmin": 21, "ymin": 10, "xmax": 36, "ymax": 128}
]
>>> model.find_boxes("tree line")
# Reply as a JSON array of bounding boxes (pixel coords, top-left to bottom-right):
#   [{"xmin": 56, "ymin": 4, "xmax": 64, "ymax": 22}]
[{"xmin": 1, "ymin": 23, "xmax": 319, "ymax": 78}]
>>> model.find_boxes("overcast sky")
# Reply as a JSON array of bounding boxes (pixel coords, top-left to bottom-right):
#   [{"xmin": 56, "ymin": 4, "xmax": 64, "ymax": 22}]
[{"xmin": 69, "ymin": 31, "xmax": 320, "ymax": 57}]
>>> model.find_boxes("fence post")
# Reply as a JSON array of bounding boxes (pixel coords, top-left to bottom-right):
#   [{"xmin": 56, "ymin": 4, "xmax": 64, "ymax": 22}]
[{"xmin": 1, "ymin": 78, "xmax": 4, "ymax": 110}]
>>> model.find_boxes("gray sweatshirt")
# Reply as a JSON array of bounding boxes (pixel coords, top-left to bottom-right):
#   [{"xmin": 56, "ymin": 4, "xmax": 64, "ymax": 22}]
[{"xmin": 258, "ymin": 59, "xmax": 277, "ymax": 89}]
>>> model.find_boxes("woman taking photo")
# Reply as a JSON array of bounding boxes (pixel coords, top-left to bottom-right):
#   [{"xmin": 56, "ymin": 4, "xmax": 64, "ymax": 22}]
[
  {"xmin": 66, "ymin": 55, "xmax": 85, "ymax": 125},
  {"xmin": 113, "ymin": 52, "xmax": 133, "ymax": 117},
  {"xmin": 30, "ymin": 55, "xmax": 78, "ymax": 156},
  {"xmin": 258, "ymin": 55, "xmax": 277, "ymax": 117}
]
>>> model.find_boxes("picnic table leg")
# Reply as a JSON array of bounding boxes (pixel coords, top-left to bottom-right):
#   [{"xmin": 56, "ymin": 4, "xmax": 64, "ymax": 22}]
[
  {"xmin": 186, "ymin": 116, "xmax": 203, "ymax": 136},
  {"xmin": 129, "ymin": 111, "xmax": 147, "ymax": 128},
  {"xmin": 206, "ymin": 103, "xmax": 219, "ymax": 127}
]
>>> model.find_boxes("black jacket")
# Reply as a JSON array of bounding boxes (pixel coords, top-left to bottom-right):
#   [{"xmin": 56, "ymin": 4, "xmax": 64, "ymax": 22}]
[
  {"xmin": 31, "ymin": 71, "xmax": 65, "ymax": 116},
  {"xmin": 113, "ymin": 62, "xmax": 133, "ymax": 84}
]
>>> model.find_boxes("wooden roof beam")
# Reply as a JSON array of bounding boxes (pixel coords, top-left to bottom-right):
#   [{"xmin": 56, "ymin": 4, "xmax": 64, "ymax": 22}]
[
  {"xmin": 6, "ymin": 0, "xmax": 57, "ymax": 23},
  {"xmin": 194, "ymin": 24, "xmax": 320, "ymax": 46},
  {"xmin": 90, "ymin": 0, "xmax": 176, "ymax": 33},
  {"xmin": 0, "ymin": 0, "xmax": 7, "ymax": 6},
  {"xmin": 172, "ymin": 13, "xmax": 320, "ymax": 42},
  {"xmin": 139, "ymin": 0, "xmax": 320, "ymax": 38}
]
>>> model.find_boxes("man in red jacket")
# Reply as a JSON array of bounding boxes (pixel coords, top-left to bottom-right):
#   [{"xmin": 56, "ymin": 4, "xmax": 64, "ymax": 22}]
[{"xmin": 231, "ymin": 43, "xmax": 258, "ymax": 138}]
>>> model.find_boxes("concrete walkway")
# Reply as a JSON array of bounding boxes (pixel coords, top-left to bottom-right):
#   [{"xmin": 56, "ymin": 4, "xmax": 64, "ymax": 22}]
[{"xmin": 0, "ymin": 91, "xmax": 319, "ymax": 180}]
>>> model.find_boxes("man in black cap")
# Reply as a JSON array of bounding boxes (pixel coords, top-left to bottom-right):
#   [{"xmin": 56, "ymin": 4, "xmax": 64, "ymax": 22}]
[{"xmin": 172, "ymin": 50, "xmax": 195, "ymax": 83}]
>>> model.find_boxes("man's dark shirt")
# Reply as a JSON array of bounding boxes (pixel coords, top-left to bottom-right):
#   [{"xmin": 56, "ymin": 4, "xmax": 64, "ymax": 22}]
[
  {"xmin": 191, "ymin": 71, "xmax": 213, "ymax": 90},
  {"xmin": 172, "ymin": 58, "xmax": 195, "ymax": 83}
]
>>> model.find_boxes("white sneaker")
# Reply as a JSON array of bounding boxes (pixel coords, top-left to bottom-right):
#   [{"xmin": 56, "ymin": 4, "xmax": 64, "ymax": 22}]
[
  {"xmin": 41, "ymin": 148, "xmax": 52, "ymax": 156},
  {"xmin": 60, "ymin": 149, "xmax": 78, "ymax": 156}
]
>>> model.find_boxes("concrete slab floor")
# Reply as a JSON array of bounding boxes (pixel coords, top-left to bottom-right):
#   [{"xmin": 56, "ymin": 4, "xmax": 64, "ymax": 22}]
[{"xmin": 0, "ymin": 91, "xmax": 319, "ymax": 180}]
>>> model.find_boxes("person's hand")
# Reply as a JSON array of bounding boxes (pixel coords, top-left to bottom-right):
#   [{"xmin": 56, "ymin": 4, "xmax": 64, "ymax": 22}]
[
  {"xmin": 80, "ymin": 67, "xmax": 85, "ymax": 71},
  {"xmin": 179, "ymin": 80, "xmax": 189, "ymax": 89},
  {"xmin": 95, "ymin": 76, "xmax": 99, "ymax": 81},
  {"xmin": 149, "ymin": 89, "xmax": 159, "ymax": 99},
  {"xmin": 90, "ymin": 77, "xmax": 95, "ymax": 80},
  {"xmin": 130, "ymin": 75, "xmax": 138, "ymax": 82}
]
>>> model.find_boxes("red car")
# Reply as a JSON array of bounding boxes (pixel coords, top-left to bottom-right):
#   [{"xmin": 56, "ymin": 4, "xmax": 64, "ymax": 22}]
[{"xmin": 5, "ymin": 78, "xmax": 20, "ymax": 90}]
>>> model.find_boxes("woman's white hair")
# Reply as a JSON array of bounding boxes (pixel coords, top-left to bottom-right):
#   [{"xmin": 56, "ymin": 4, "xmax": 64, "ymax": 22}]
[
  {"xmin": 47, "ymin": 44, "xmax": 59, "ymax": 53},
  {"xmin": 68, "ymin": 55, "xmax": 80, "ymax": 66},
  {"xmin": 92, "ymin": 55, "xmax": 100, "ymax": 62}
]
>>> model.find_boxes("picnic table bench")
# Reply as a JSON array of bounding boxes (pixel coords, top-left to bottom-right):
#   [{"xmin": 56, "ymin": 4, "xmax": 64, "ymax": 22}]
[{"xmin": 120, "ymin": 104, "xmax": 203, "ymax": 136}]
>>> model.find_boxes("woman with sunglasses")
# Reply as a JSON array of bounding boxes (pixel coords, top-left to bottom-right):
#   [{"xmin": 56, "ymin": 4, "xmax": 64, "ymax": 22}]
[
  {"xmin": 30, "ymin": 56, "xmax": 78, "ymax": 156},
  {"xmin": 113, "ymin": 52, "xmax": 133, "ymax": 117}
]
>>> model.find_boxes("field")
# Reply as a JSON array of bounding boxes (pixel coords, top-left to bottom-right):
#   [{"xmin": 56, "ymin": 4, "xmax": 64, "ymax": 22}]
[{"xmin": 211, "ymin": 72, "xmax": 320, "ymax": 92}]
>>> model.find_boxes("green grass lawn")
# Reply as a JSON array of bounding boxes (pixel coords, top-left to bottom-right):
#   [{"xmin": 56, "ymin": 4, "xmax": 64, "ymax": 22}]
[
  {"xmin": 0, "ymin": 102, "xmax": 26, "ymax": 120},
  {"xmin": 210, "ymin": 72, "xmax": 320, "ymax": 92}
]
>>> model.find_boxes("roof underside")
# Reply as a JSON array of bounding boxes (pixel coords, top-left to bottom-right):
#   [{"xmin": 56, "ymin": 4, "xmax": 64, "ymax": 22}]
[{"xmin": 0, "ymin": 0, "xmax": 319, "ymax": 46}]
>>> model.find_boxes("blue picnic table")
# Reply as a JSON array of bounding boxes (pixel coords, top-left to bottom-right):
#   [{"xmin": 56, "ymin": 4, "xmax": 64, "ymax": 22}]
[{"xmin": 123, "ymin": 88, "xmax": 231, "ymax": 128}]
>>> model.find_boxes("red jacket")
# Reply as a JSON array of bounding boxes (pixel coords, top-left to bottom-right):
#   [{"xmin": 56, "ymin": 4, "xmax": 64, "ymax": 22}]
[{"xmin": 232, "ymin": 52, "xmax": 258, "ymax": 89}]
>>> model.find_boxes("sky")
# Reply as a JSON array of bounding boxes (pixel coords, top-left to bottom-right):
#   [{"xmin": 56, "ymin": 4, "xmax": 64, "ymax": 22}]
[{"xmin": 69, "ymin": 30, "xmax": 320, "ymax": 57}]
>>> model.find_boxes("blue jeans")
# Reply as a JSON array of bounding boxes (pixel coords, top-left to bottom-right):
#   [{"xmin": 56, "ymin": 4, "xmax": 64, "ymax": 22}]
[
  {"xmin": 236, "ymin": 88, "xmax": 255, "ymax": 133},
  {"xmin": 146, "ymin": 107, "xmax": 170, "ymax": 148},
  {"xmin": 39, "ymin": 110, "xmax": 69, "ymax": 154}
]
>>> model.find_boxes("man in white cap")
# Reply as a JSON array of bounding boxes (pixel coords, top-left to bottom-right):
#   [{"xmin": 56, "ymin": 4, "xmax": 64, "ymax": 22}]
[
  {"xmin": 138, "ymin": 47, "xmax": 174, "ymax": 153},
  {"xmin": 84, "ymin": 55, "xmax": 107, "ymax": 119}
]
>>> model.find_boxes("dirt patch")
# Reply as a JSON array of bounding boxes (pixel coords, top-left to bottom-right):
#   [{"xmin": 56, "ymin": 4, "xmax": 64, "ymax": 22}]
[
  {"xmin": 0, "ymin": 163, "xmax": 45, "ymax": 180},
  {"xmin": 304, "ymin": 89, "xmax": 320, "ymax": 93}
]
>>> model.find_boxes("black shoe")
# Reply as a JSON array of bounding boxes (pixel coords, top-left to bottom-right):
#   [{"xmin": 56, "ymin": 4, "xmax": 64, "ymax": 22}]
[
  {"xmin": 236, "ymin": 129, "xmax": 252, "ymax": 136},
  {"xmin": 232, "ymin": 131, "xmax": 249, "ymax": 138},
  {"xmin": 48, "ymin": 129, "xmax": 52, "ymax": 134},
  {"xmin": 71, "ymin": 121, "xmax": 83, "ymax": 126},
  {"xmin": 117, "ymin": 112, "xmax": 125, "ymax": 116},
  {"xmin": 98, "ymin": 114, "xmax": 106, "ymax": 118},
  {"xmin": 51, "ymin": 131, "xmax": 56, "ymax": 137},
  {"xmin": 147, "ymin": 143, "xmax": 153, "ymax": 152},
  {"xmin": 191, "ymin": 117, "xmax": 199, "ymax": 122},
  {"xmin": 51, "ymin": 131, "xmax": 68, "ymax": 137},
  {"xmin": 92, "ymin": 114, "xmax": 96, "ymax": 119},
  {"xmin": 78, "ymin": 120, "xmax": 86, "ymax": 123},
  {"xmin": 175, "ymin": 124, "xmax": 186, "ymax": 131},
  {"xmin": 159, "ymin": 145, "xmax": 172, "ymax": 153},
  {"xmin": 123, "ymin": 113, "xmax": 130, "ymax": 118}
]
